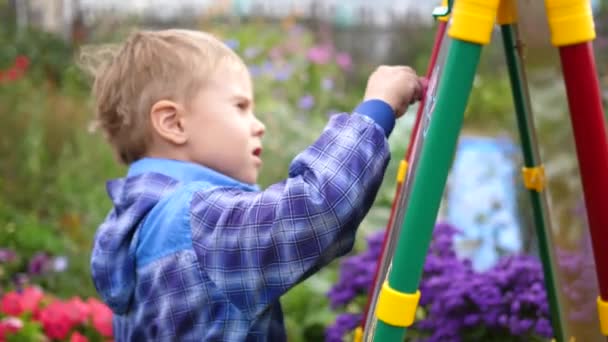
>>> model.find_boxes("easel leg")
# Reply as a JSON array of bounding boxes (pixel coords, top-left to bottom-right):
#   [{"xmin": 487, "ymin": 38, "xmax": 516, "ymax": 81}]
[
  {"xmin": 371, "ymin": 0, "xmax": 500, "ymax": 340},
  {"xmin": 545, "ymin": 0, "xmax": 608, "ymax": 338},
  {"xmin": 499, "ymin": 0, "xmax": 569, "ymax": 339}
]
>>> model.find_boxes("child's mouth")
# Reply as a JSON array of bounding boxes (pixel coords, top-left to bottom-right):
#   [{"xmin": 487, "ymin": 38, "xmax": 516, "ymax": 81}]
[{"xmin": 253, "ymin": 147, "xmax": 263, "ymax": 158}]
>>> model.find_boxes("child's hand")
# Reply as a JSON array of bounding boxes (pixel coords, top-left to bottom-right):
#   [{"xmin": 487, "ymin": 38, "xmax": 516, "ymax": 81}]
[{"xmin": 363, "ymin": 65, "xmax": 425, "ymax": 118}]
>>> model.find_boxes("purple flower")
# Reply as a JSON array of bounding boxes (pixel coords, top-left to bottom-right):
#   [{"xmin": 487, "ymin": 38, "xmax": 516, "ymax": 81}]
[
  {"xmin": 289, "ymin": 24, "xmax": 305, "ymax": 36},
  {"xmin": 0, "ymin": 248, "xmax": 16, "ymax": 263},
  {"xmin": 321, "ymin": 78, "xmax": 334, "ymax": 91},
  {"xmin": 327, "ymin": 222, "xmax": 554, "ymax": 341},
  {"xmin": 307, "ymin": 45, "xmax": 332, "ymax": 64},
  {"xmin": 335, "ymin": 52, "xmax": 353, "ymax": 71},
  {"xmin": 261, "ymin": 60, "xmax": 273, "ymax": 75},
  {"xmin": 12, "ymin": 273, "xmax": 28, "ymax": 291},
  {"xmin": 248, "ymin": 65, "xmax": 262, "ymax": 78},
  {"xmin": 327, "ymin": 285, "xmax": 357, "ymax": 309},
  {"xmin": 28, "ymin": 252, "xmax": 51, "ymax": 275},
  {"xmin": 298, "ymin": 95, "xmax": 315, "ymax": 110},
  {"xmin": 555, "ymin": 233, "xmax": 599, "ymax": 325},
  {"xmin": 224, "ymin": 39, "xmax": 239, "ymax": 50},
  {"xmin": 244, "ymin": 47, "xmax": 261, "ymax": 59},
  {"xmin": 269, "ymin": 47, "xmax": 283, "ymax": 60},
  {"xmin": 325, "ymin": 313, "xmax": 361, "ymax": 342},
  {"xmin": 272, "ymin": 64, "xmax": 293, "ymax": 81},
  {"xmin": 52, "ymin": 256, "xmax": 68, "ymax": 272}
]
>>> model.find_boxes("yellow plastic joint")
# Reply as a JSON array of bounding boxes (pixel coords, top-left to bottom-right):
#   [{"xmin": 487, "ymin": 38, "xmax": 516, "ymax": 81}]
[
  {"xmin": 497, "ymin": 0, "xmax": 518, "ymax": 25},
  {"xmin": 353, "ymin": 326, "xmax": 363, "ymax": 342},
  {"xmin": 376, "ymin": 282, "xmax": 421, "ymax": 327},
  {"xmin": 544, "ymin": 0, "xmax": 596, "ymax": 46},
  {"xmin": 438, "ymin": 0, "xmax": 450, "ymax": 22},
  {"xmin": 448, "ymin": 0, "xmax": 500, "ymax": 45},
  {"xmin": 598, "ymin": 296, "xmax": 608, "ymax": 335},
  {"xmin": 522, "ymin": 165, "xmax": 546, "ymax": 192},
  {"xmin": 397, "ymin": 160, "xmax": 409, "ymax": 183}
]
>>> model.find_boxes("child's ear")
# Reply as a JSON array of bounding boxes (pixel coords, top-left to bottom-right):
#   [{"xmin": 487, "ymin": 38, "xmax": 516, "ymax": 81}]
[{"xmin": 149, "ymin": 100, "xmax": 187, "ymax": 145}]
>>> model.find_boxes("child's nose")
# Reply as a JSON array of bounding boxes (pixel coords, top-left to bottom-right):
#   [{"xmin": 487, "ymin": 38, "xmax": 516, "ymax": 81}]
[{"xmin": 253, "ymin": 117, "xmax": 265, "ymax": 137}]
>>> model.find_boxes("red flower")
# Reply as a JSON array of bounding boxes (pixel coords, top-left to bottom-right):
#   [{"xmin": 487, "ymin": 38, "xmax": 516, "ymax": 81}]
[
  {"xmin": 0, "ymin": 286, "xmax": 44, "ymax": 317},
  {"xmin": 5, "ymin": 68, "xmax": 22, "ymax": 81},
  {"xmin": 70, "ymin": 331, "xmax": 89, "ymax": 342},
  {"xmin": 0, "ymin": 292, "xmax": 22, "ymax": 316},
  {"xmin": 2, "ymin": 317, "xmax": 23, "ymax": 333},
  {"xmin": 13, "ymin": 56, "xmax": 30, "ymax": 70},
  {"xmin": 87, "ymin": 298, "xmax": 113, "ymax": 337},
  {"xmin": 0, "ymin": 317, "xmax": 24, "ymax": 342},
  {"xmin": 67, "ymin": 297, "xmax": 91, "ymax": 325},
  {"xmin": 21, "ymin": 287, "xmax": 44, "ymax": 314},
  {"xmin": 39, "ymin": 301, "xmax": 75, "ymax": 340},
  {"xmin": 0, "ymin": 323, "xmax": 6, "ymax": 342}
]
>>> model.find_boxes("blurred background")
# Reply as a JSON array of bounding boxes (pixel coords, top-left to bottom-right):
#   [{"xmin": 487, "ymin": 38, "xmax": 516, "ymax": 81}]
[{"xmin": 0, "ymin": 0, "xmax": 607, "ymax": 341}]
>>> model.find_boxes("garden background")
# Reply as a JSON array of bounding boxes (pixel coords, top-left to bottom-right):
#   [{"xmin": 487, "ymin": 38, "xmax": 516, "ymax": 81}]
[{"xmin": 1, "ymin": 0, "xmax": 607, "ymax": 341}]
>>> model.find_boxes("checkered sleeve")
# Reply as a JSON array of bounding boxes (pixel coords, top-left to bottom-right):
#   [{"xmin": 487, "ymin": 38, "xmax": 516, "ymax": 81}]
[{"xmin": 190, "ymin": 113, "xmax": 390, "ymax": 318}]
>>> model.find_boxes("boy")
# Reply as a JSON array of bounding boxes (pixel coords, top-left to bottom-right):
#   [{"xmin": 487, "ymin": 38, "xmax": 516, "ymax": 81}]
[{"xmin": 89, "ymin": 29, "xmax": 423, "ymax": 341}]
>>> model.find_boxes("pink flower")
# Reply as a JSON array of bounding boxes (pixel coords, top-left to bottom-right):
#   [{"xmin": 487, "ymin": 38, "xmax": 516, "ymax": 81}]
[
  {"xmin": 21, "ymin": 287, "xmax": 44, "ymax": 314},
  {"xmin": 14, "ymin": 55, "xmax": 30, "ymax": 70},
  {"xmin": 88, "ymin": 298, "xmax": 113, "ymax": 337},
  {"xmin": 307, "ymin": 45, "xmax": 332, "ymax": 64},
  {"xmin": 0, "ymin": 286, "xmax": 44, "ymax": 317},
  {"xmin": 39, "ymin": 301, "xmax": 75, "ymax": 339},
  {"xmin": 1, "ymin": 292, "xmax": 23, "ymax": 316},
  {"xmin": 269, "ymin": 47, "xmax": 283, "ymax": 60},
  {"xmin": 5, "ymin": 68, "xmax": 22, "ymax": 81},
  {"xmin": 67, "ymin": 297, "xmax": 91, "ymax": 325},
  {"xmin": 0, "ymin": 317, "xmax": 23, "ymax": 341},
  {"xmin": 335, "ymin": 52, "xmax": 352, "ymax": 71},
  {"xmin": 2, "ymin": 317, "xmax": 23, "ymax": 333},
  {"xmin": 70, "ymin": 331, "xmax": 89, "ymax": 342}
]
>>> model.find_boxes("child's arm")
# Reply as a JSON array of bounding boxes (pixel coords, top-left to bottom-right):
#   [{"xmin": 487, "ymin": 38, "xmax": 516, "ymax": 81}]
[{"xmin": 190, "ymin": 66, "xmax": 423, "ymax": 319}]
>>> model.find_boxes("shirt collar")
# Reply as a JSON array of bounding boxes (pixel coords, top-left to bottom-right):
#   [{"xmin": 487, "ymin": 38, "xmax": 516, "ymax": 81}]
[{"xmin": 127, "ymin": 157, "xmax": 259, "ymax": 192}]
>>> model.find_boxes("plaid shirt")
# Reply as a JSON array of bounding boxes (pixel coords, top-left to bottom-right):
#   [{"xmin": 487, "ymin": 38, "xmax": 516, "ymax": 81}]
[{"xmin": 91, "ymin": 108, "xmax": 392, "ymax": 341}]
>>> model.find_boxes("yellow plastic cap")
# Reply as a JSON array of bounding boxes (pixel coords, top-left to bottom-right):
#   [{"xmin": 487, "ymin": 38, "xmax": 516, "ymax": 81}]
[
  {"xmin": 353, "ymin": 326, "xmax": 363, "ymax": 342},
  {"xmin": 522, "ymin": 165, "xmax": 546, "ymax": 192},
  {"xmin": 598, "ymin": 296, "xmax": 608, "ymax": 335},
  {"xmin": 448, "ymin": 0, "xmax": 500, "ymax": 45},
  {"xmin": 375, "ymin": 282, "xmax": 421, "ymax": 327},
  {"xmin": 397, "ymin": 160, "xmax": 409, "ymax": 183},
  {"xmin": 438, "ymin": 0, "xmax": 451, "ymax": 22},
  {"xmin": 544, "ymin": 0, "xmax": 596, "ymax": 46},
  {"xmin": 497, "ymin": 0, "xmax": 518, "ymax": 25}
]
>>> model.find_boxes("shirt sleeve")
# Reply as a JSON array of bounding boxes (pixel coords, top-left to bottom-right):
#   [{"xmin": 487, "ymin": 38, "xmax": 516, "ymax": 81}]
[{"xmin": 189, "ymin": 112, "xmax": 391, "ymax": 319}]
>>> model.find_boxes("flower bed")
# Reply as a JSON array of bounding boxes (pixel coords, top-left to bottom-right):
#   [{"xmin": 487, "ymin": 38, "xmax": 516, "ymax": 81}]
[
  {"xmin": 0, "ymin": 286, "xmax": 112, "ymax": 342},
  {"xmin": 326, "ymin": 223, "xmax": 553, "ymax": 341}
]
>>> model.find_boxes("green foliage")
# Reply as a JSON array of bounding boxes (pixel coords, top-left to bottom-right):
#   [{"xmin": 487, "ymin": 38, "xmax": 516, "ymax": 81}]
[
  {"xmin": 0, "ymin": 27, "xmax": 75, "ymax": 86},
  {"xmin": 5, "ymin": 319, "xmax": 45, "ymax": 342}
]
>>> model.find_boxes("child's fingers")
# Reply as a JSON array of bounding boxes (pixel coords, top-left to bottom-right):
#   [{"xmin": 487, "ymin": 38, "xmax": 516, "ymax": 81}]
[
  {"xmin": 419, "ymin": 76, "xmax": 429, "ymax": 96},
  {"xmin": 409, "ymin": 77, "xmax": 427, "ymax": 104}
]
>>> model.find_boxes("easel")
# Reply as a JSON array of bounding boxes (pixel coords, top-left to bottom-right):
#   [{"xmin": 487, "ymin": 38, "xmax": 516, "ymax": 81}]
[{"xmin": 357, "ymin": 0, "xmax": 608, "ymax": 341}]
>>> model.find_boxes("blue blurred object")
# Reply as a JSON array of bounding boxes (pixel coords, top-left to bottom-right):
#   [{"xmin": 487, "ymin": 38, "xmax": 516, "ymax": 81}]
[
  {"xmin": 334, "ymin": 3, "xmax": 357, "ymax": 28},
  {"xmin": 445, "ymin": 136, "xmax": 522, "ymax": 272},
  {"xmin": 592, "ymin": 0, "xmax": 600, "ymax": 14},
  {"xmin": 233, "ymin": 0, "xmax": 252, "ymax": 16}
]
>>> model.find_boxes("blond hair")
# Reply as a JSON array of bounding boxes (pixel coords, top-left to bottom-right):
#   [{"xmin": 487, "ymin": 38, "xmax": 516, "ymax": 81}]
[{"xmin": 80, "ymin": 29, "xmax": 245, "ymax": 164}]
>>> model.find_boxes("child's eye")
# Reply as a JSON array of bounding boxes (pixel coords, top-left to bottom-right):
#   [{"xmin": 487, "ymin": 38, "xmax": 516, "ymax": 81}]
[{"xmin": 237, "ymin": 102, "xmax": 248, "ymax": 110}]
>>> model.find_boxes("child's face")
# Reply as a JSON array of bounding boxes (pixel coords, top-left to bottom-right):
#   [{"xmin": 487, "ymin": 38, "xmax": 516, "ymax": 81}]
[{"xmin": 184, "ymin": 66, "xmax": 265, "ymax": 184}]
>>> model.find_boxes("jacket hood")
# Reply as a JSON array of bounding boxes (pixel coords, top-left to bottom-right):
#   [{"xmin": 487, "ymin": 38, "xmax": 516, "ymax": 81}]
[
  {"xmin": 90, "ymin": 158, "xmax": 258, "ymax": 314},
  {"xmin": 90, "ymin": 173, "xmax": 178, "ymax": 314}
]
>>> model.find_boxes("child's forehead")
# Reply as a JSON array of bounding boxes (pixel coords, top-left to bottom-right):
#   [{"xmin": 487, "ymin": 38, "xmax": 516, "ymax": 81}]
[{"xmin": 211, "ymin": 63, "xmax": 252, "ymax": 86}]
